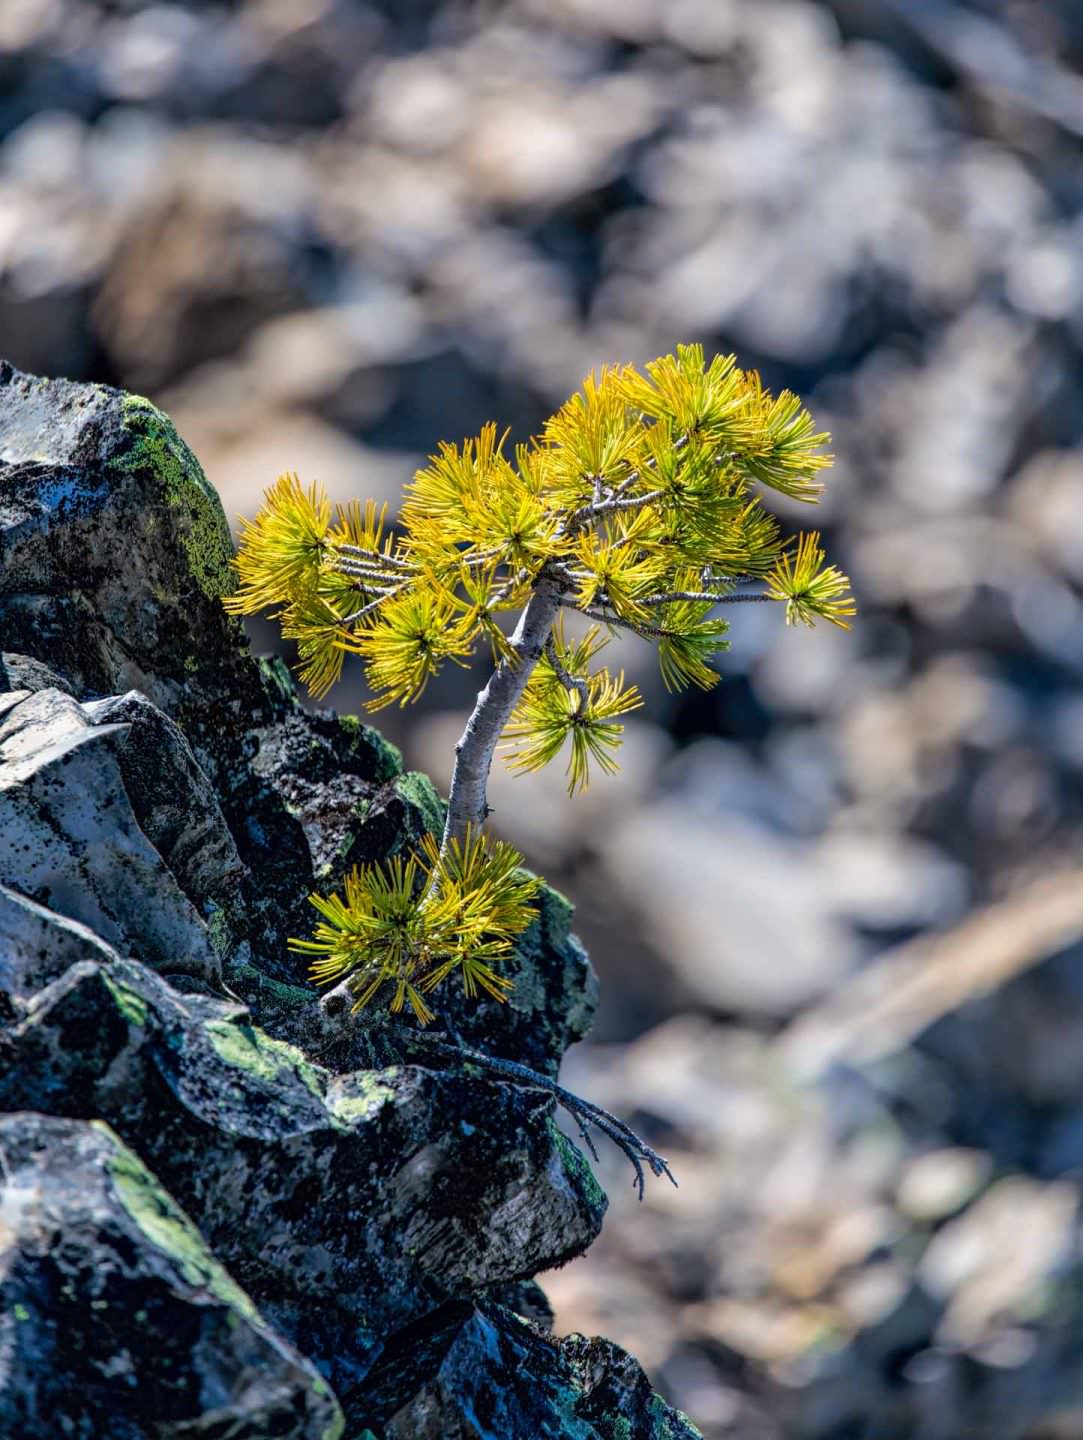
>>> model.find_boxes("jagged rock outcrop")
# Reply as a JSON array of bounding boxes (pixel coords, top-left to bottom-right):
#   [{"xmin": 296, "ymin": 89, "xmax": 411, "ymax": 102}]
[
  {"xmin": 0, "ymin": 365, "xmax": 700, "ymax": 1439},
  {"xmin": 0, "ymin": 1112, "xmax": 345, "ymax": 1440}
]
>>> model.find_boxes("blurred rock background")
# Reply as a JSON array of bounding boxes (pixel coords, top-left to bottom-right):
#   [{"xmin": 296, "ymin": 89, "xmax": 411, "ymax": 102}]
[{"xmin": 4, "ymin": 0, "xmax": 1083, "ymax": 1434}]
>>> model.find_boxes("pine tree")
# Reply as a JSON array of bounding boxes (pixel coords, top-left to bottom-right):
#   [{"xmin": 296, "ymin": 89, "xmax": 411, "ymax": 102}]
[{"xmin": 226, "ymin": 346, "xmax": 853, "ymax": 1191}]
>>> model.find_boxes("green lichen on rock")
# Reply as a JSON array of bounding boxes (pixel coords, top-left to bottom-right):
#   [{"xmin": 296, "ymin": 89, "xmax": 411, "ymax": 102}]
[
  {"xmin": 227, "ymin": 959, "xmax": 317, "ymax": 1011},
  {"xmin": 393, "ymin": 771, "xmax": 446, "ymax": 839},
  {"xmin": 646, "ymin": 1394, "xmax": 701, "ymax": 1437},
  {"xmin": 102, "ymin": 970, "xmax": 149, "ymax": 1028},
  {"xmin": 322, "ymin": 1414, "xmax": 346, "ymax": 1440},
  {"xmin": 547, "ymin": 1116, "xmax": 608, "ymax": 1217},
  {"xmin": 205, "ymin": 1018, "xmax": 327, "ymax": 1101},
  {"xmin": 337, "ymin": 712, "xmax": 403, "ymax": 784},
  {"xmin": 328, "ymin": 1069, "xmax": 399, "ymax": 1125},
  {"xmin": 99, "ymin": 1120, "xmax": 261, "ymax": 1324},
  {"xmin": 113, "ymin": 393, "xmax": 235, "ymax": 602},
  {"xmin": 206, "ymin": 903, "xmax": 235, "ymax": 959}
]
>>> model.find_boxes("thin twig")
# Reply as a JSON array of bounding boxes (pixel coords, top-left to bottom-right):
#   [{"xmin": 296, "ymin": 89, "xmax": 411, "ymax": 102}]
[
  {"xmin": 574, "ymin": 606, "xmax": 678, "ymax": 641},
  {"xmin": 332, "ymin": 558, "xmax": 405, "ymax": 583},
  {"xmin": 640, "ymin": 590, "xmax": 733, "ymax": 606},
  {"xmin": 335, "ymin": 543, "xmax": 414, "ymax": 572},
  {"xmin": 403, "ymin": 1028, "xmax": 676, "ymax": 1200},
  {"xmin": 338, "ymin": 579, "xmax": 411, "ymax": 627},
  {"xmin": 571, "ymin": 489, "xmax": 664, "ymax": 527},
  {"xmin": 545, "ymin": 634, "xmax": 589, "ymax": 707}
]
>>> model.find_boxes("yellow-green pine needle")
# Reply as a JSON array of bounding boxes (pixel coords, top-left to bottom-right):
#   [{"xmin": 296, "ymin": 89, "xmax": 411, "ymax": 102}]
[
  {"xmin": 225, "ymin": 472, "xmax": 332, "ymax": 613},
  {"xmin": 502, "ymin": 624, "xmax": 643, "ymax": 794},
  {"xmin": 766, "ymin": 531, "xmax": 856, "ymax": 629},
  {"xmin": 291, "ymin": 828, "xmax": 539, "ymax": 1021}
]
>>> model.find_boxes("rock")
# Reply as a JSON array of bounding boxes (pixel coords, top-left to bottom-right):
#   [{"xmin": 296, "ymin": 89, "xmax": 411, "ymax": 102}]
[
  {"xmin": 0, "ymin": 883, "xmax": 122, "ymax": 1018},
  {"xmin": 91, "ymin": 141, "xmax": 322, "ymax": 391},
  {"xmin": 0, "ymin": 1111, "xmax": 344, "ymax": 1440},
  {"xmin": 0, "ymin": 363, "xmax": 269, "ymax": 768},
  {"xmin": 895, "ymin": 1148, "xmax": 993, "ymax": 1223},
  {"xmin": 81, "ymin": 689, "xmax": 248, "ymax": 947},
  {"xmin": 0, "ymin": 949, "xmax": 607, "ymax": 1424},
  {"xmin": 921, "ymin": 1176, "xmax": 1079, "ymax": 1348},
  {"xmin": 0, "ymin": 687, "xmax": 220, "ymax": 984},
  {"xmin": 0, "ymin": 652, "xmax": 75, "ymax": 696},
  {"xmin": 386, "ymin": 1306, "xmax": 703, "ymax": 1439},
  {"xmin": 599, "ymin": 803, "xmax": 856, "ymax": 1019}
]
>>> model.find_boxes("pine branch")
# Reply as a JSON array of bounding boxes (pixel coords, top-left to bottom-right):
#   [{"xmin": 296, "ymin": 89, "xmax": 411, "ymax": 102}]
[
  {"xmin": 544, "ymin": 633, "xmax": 589, "ymax": 707},
  {"xmin": 641, "ymin": 590, "xmax": 773, "ymax": 607},
  {"xmin": 338, "ymin": 580, "xmax": 411, "ymax": 626},
  {"xmin": 570, "ymin": 488, "xmax": 664, "ymax": 527},
  {"xmin": 335, "ymin": 542, "xmax": 414, "ymax": 572},
  {"xmin": 332, "ymin": 557, "xmax": 406, "ymax": 584}
]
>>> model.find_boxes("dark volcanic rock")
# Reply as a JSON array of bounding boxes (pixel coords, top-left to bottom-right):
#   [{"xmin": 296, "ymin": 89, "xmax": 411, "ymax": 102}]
[
  {"xmin": 0, "ymin": 1112, "xmax": 344, "ymax": 1440},
  {"xmin": 0, "ymin": 370, "xmax": 689, "ymax": 1435},
  {"xmin": 0, "ymin": 653, "xmax": 75, "ymax": 696},
  {"xmin": 0, "ymin": 364, "xmax": 269, "ymax": 761},
  {"xmin": 81, "ymin": 690, "xmax": 248, "ymax": 944},
  {"xmin": 0, "ymin": 950, "xmax": 606, "ymax": 1419},
  {"xmin": 386, "ymin": 1305, "xmax": 702, "ymax": 1439}
]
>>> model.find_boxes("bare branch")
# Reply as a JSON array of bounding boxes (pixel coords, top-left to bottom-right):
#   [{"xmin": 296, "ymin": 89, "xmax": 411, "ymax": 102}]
[
  {"xmin": 642, "ymin": 590, "xmax": 774, "ymax": 608},
  {"xmin": 403, "ymin": 1029, "xmax": 677, "ymax": 1200},
  {"xmin": 335, "ymin": 543, "xmax": 414, "ymax": 572},
  {"xmin": 545, "ymin": 634, "xmax": 589, "ymax": 707},
  {"xmin": 333, "ymin": 558, "xmax": 406, "ymax": 583},
  {"xmin": 569, "ymin": 487, "xmax": 664, "ymax": 530},
  {"xmin": 337, "ymin": 580, "xmax": 411, "ymax": 627}
]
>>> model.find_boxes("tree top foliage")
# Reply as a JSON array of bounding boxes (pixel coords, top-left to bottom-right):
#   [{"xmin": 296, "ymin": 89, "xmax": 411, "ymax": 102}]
[{"xmin": 225, "ymin": 345, "xmax": 853, "ymax": 1024}]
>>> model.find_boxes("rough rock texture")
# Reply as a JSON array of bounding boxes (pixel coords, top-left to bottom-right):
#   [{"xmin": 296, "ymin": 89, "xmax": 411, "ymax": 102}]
[
  {"xmin": 0, "ymin": 687, "xmax": 221, "ymax": 985},
  {"xmin": 0, "ymin": 1113, "xmax": 344, "ymax": 1440},
  {"xmin": 0, "ymin": 367, "xmax": 698, "ymax": 1439}
]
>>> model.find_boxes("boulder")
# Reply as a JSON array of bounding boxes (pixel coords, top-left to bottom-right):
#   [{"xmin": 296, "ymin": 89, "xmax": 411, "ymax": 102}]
[
  {"xmin": 0, "ymin": 1112, "xmax": 344, "ymax": 1439},
  {"xmin": 0, "ymin": 687, "xmax": 220, "ymax": 984}
]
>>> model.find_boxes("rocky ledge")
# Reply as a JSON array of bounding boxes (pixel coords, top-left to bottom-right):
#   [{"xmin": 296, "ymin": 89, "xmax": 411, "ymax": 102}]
[{"xmin": 0, "ymin": 362, "xmax": 700, "ymax": 1439}]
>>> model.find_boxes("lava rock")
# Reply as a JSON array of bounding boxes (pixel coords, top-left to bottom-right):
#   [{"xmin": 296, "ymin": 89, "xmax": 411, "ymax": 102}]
[
  {"xmin": 386, "ymin": 1304, "xmax": 702, "ymax": 1439},
  {"xmin": 0, "ymin": 1111, "xmax": 345, "ymax": 1440},
  {"xmin": 0, "ymin": 363, "xmax": 269, "ymax": 768},
  {"xmin": 81, "ymin": 689, "xmax": 249, "ymax": 950},
  {"xmin": 0, "ymin": 882, "xmax": 121, "ymax": 1020},
  {"xmin": 0, "ymin": 950, "xmax": 607, "ymax": 1423}
]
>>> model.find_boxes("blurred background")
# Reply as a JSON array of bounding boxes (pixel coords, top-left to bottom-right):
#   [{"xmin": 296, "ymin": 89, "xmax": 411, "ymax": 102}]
[{"xmin": 5, "ymin": 0, "xmax": 1083, "ymax": 1434}]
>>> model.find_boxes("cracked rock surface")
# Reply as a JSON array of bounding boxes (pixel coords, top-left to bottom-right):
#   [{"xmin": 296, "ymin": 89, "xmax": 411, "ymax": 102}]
[{"xmin": 0, "ymin": 365, "xmax": 700, "ymax": 1439}]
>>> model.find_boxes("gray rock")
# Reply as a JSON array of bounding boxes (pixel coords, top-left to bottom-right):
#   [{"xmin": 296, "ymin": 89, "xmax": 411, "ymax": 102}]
[
  {"xmin": 0, "ymin": 1111, "xmax": 345, "ymax": 1440},
  {"xmin": 0, "ymin": 883, "xmax": 121, "ymax": 1019},
  {"xmin": 0, "ymin": 363, "xmax": 269, "ymax": 767},
  {"xmin": 0, "ymin": 652, "xmax": 75, "ymax": 696},
  {"xmin": 81, "ymin": 689, "xmax": 248, "ymax": 948},
  {"xmin": 0, "ymin": 687, "xmax": 220, "ymax": 983}
]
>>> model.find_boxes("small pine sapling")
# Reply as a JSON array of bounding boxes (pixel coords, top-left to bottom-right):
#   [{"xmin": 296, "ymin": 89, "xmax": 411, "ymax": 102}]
[{"xmin": 225, "ymin": 346, "xmax": 854, "ymax": 1193}]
